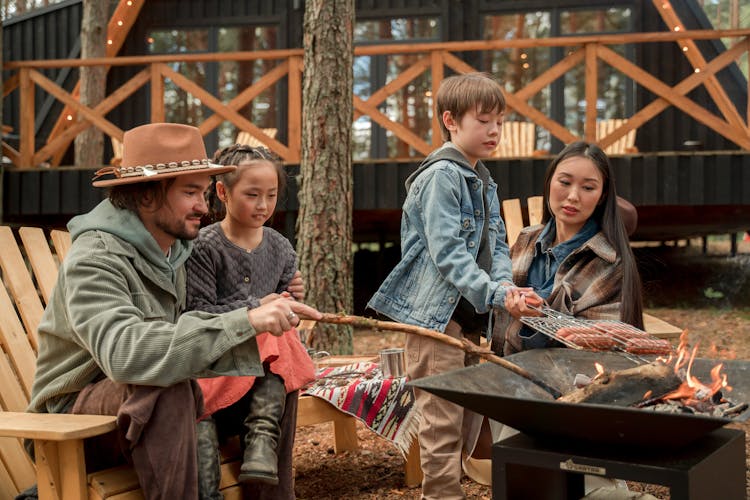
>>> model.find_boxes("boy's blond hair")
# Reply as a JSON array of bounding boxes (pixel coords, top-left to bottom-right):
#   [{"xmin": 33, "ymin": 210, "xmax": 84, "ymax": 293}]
[{"xmin": 436, "ymin": 72, "xmax": 506, "ymax": 142}]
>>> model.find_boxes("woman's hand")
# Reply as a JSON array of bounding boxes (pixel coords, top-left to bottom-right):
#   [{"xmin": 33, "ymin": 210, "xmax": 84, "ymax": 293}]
[
  {"xmin": 286, "ymin": 271, "xmax": 305, "ymax": 301},
  {"xmin": 504, "ymin": 287, "xmax": 544, "ymax": 319},
  {"xmin": 247, "ymin": 296, "xmax": 322, "ymax": 336}
]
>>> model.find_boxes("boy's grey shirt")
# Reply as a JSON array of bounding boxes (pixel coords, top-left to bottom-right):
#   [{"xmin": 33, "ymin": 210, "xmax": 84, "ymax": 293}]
[{"xmin": 368, "ymin": 142, "xmax": 513, "ymax": 332}]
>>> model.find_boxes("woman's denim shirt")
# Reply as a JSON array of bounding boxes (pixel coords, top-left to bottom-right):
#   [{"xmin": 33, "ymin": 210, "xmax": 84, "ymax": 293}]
[{"xmin": 367, "ymin": 143, "xmax": 513, "ymax": 332}]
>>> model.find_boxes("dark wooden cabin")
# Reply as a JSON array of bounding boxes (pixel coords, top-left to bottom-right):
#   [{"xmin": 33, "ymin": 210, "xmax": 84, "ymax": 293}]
[{"xmin": 3, "ymin": 0, "xmax": 749, "ymax": 246}]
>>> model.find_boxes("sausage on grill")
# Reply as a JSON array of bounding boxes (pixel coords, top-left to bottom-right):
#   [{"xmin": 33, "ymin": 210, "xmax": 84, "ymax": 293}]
[
  {"xmin": 556, "ymin": 329, "xmax": 616, "ymax": 350},
  {"xmin": 592, "ymin": 322, "xmax": 648, "ymax": 338},
  {"xmin": 624, "ymin": 337, "xmax": 673, "ymax": 355}
]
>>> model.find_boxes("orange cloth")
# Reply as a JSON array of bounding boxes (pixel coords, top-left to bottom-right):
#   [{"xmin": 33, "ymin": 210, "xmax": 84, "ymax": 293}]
[{"xmin": 197, "ymin": 328, "xmax": 314, "ymax": 419}]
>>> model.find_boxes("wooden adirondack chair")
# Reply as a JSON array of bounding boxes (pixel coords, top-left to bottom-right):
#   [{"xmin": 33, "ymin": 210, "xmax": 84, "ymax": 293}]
[
  {"xmin": 492, "ymin": 121, "xmax": 536, "ymax": 158},
  {"xmin": 235, "ymin": 128, "xmax": 278, "ymax": 148},
  {"xmin": 596, "ymin": 118, "xmax": 638, "ymax": 156},
  {"xmin": 500, "ymin": 197, "xmax": 682, "ymax": 339},
  {"xmin": 0, "ymin": 226, "xmax": 253, "ymax": 498},
  {"xmin": 0, "ymin": 226, "xmax": 421, "ymax": 499}
]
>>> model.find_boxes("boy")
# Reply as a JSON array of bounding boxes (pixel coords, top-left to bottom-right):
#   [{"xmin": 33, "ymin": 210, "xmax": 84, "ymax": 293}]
[{"xmin": 368, "ymin": 72, "xmax": 540, "ymax": 499}]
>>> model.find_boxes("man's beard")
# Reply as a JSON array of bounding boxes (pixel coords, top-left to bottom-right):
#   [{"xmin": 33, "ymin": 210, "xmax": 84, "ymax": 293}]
[{"xmin": 154, "ymin": 212, "xmax": 203, "ymax": 241}]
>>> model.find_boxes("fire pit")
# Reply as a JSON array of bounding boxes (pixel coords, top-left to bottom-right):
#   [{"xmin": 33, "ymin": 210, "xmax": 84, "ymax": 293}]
[
  {"xmin": 409, "ymin": 349, "xmax": 749, "ymax": 498},
  {"xmin": 408, "ymin": 348, "xmax": 750, "ymax": 448}
]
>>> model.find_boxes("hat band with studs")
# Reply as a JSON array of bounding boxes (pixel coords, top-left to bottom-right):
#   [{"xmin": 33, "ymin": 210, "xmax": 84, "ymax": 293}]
[{"xmin": 93, "ymin": 159, "xmax": 213, "ymax": 181}]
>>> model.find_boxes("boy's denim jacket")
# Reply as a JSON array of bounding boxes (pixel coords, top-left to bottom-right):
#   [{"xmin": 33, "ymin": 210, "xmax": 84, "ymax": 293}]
[{"xmin": 368, "ymin": 143, "xmax": 512, "ymax": 332}]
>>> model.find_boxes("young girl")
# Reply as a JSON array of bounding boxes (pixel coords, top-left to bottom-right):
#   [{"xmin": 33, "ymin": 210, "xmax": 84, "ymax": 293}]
[
  {"xmin": 186, "ymin": 144, "xmax": 311, "ymax": 499},
  {"xmin": 496, "ymin": 140, "xmax": 644, "ymax": 355}
]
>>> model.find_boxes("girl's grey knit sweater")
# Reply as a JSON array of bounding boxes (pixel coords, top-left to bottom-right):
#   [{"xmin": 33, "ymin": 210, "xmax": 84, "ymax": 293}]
[{"xmin": 186, "ymin": 222, "xmax": 297, "ymax": 313}]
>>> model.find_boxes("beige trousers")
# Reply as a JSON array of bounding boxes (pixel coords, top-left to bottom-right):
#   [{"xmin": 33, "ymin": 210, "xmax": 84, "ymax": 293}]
[{"xmin": 406, "ymin": 319, "xmax": 480, "ymax": 500}]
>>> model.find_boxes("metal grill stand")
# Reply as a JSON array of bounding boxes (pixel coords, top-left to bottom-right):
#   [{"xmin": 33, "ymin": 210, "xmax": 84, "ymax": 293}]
[{"xmin": 491, "ymin": 427, "xmax": 746, "ymax": 500}]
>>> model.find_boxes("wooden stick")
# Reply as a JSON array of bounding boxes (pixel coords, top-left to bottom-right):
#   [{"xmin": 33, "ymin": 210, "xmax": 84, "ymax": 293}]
[{"xmin": 312, "ymin": 313, "xmax": 562, "ymax": 399}]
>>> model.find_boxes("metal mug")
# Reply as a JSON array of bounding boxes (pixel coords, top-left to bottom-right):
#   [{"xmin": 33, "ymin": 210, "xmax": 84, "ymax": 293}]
[{"xmin": 379, "ymin": 347, "xmax": 406, "ymax": 378}]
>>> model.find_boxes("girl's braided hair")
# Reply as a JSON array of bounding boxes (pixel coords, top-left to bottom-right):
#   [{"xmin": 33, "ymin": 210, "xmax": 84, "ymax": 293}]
[{"xmin": 205, "ymin": 143, "xmax": 287, "ymax": 223}]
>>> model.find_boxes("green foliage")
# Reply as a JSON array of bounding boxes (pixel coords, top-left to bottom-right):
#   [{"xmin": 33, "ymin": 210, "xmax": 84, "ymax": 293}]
[{"xmin": 703, "ymin": 287, "xmax": 725, "ymax": 300}]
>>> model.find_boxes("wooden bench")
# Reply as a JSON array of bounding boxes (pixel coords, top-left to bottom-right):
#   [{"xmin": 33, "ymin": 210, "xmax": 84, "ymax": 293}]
[
  {"xmin": 296, "ymin": 352, "xmax": 422, "ymax": 488},
  {"xmin": 110, "ymin": 137, "xmax": 124, "ymax": 167},
  {"xmin": 0, "ymin": 226, "xmax": 420, "ymax": 498},
  {"xmin": 236, "ymin": 128, "xmax": 278, "ymax": 148},
  {"xmin": 596, "ymin": 118, "xmax": 638, "ymax": 155},
  {"xmin": 500, "ymin": 197, "xmax": 682, "ymax": 339},
  {"xmin": 492, "ymin": 121, "xmax": 536, "ymax": 158}
]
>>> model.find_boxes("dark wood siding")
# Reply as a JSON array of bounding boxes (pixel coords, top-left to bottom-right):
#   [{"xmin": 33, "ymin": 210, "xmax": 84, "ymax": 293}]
[
  {"xmin": 2, "ymin": 0, "xmax": 82, "ymax": 154},
  {"xmin": 4, "ymin": 153, "xmax": 749, "ymax": 241}
]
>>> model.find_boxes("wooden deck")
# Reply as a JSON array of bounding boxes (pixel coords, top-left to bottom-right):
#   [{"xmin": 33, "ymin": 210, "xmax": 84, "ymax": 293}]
[
  {"xmin": 3, "ymin": 151, "xmax": 750, "ymax": 242},
  {"xmin": 3, "ymin": 26, "xmax": 749, "ymax": 168}
]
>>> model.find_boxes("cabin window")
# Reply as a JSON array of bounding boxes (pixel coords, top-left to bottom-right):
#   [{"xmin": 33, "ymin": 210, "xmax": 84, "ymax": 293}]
[
  {"xmin": 353, "ymin": 17, "xmax": 441, "ymax": 160},
  {"xmin": 482, "ymin": 7, "xmax": 633, "ymax": 152},
  {"xmin": 559, "ymin": 8, "xmax": 631, "ymax": 34},
  {"xmin": 147, "ymin": 25, "xmax": 279, "ymax": 149},
  {"xmin": 561, "ymin": 8, "xmax": 632, "ymax": 143},
  {"xmin": 147, "ymin": 29, "xmax": 210, "ymax": 128},
  {"xmin": 215, "ymin": 26, "xmax": 279, "ymax": 149},
  {"xmin": 482, "ymin": 12, "xmax": 551, "ymax": 149}
]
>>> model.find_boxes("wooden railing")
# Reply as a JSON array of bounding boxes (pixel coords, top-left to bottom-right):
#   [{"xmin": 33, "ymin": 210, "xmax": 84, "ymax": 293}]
[{"xmin": 2, "ymin": 28, "xmax": 749, "ymax": 168}]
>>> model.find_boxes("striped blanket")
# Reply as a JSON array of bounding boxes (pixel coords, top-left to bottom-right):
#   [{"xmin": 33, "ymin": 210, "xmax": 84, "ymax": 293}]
[{"xmin": 302, "ymin": 362, "xmax": 420, "ymax": 457}]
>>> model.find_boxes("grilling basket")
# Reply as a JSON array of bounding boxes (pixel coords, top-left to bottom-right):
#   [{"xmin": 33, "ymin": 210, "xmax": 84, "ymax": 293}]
[{"xmin": 519, "ymin": 306, "xmax": 673, "ymax": 363}]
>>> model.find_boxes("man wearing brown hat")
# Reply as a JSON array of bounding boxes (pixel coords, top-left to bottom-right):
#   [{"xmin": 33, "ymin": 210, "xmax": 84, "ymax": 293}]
[{"xmin": 25, "ymin": 123, "xmax": 320, "ymax": 499}]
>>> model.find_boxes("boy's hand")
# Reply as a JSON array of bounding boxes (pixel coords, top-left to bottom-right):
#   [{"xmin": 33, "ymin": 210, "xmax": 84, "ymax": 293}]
[
  {"xmin": 522, "ymin": 291, "xmax": 544, "ymax": 308},
  {"xmin": 504, "ymin": 287, "xmax": 544, "ymax": 319}
]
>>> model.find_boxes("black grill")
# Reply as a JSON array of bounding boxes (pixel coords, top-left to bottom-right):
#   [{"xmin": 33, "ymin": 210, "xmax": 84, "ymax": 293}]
[{"xmin": 409, "ymin": 349, "xmax": 750, "ymax": 498}]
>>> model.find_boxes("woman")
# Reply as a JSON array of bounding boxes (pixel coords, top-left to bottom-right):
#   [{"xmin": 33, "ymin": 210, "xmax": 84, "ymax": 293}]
[
  {"xmin": 464, "ymin": 141, "xmax": 644, "ymax": 489},
  {"xmin": 495, "ymin": 140, "xmax": 644, "ymax": 355}
]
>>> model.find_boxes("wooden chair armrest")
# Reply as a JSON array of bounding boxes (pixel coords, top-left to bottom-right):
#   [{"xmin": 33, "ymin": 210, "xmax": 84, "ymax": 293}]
[
  {"xmin": 0, "ymin": 413, "xmax": 117, "ymax": 499},
  {"xmin": 642, "ymin": 313, "xmax": 683, "ymax": 339},
  {"xmin": 0, "ymin": 412, "xmax": 117, "ymax": 441}
]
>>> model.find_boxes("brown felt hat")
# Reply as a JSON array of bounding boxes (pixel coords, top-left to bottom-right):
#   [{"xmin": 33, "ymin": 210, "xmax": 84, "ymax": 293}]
[{"xmin": 92, "ymin": 123, "xmax": 235, "ymax": 187}]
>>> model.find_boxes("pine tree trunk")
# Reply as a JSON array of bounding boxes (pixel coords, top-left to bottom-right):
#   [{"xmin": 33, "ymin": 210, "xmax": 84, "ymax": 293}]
[
  {"xmin": 74, "ymin": 0, "xmax": 107, "ymax": 168},
  {"xmin": 298, "ymin": 0, "xmax": 355, "ymax": 354}
]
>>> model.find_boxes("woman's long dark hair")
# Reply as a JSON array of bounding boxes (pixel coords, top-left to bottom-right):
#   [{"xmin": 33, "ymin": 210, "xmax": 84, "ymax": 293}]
[
  {"xmin": 205, "ymin": 143, "xmax": 287, "ymax": 224},
  {"xmin": 541, "ymin": 141, "xmax": 644, "ymax": 328}
]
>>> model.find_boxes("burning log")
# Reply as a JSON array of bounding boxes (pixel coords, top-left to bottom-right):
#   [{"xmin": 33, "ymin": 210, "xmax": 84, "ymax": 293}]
[{"xmin": 558, "ymin": 362, "xmax": 682, "ymax": 407}]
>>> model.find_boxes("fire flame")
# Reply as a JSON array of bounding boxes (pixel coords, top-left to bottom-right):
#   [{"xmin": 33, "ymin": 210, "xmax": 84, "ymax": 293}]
[{"xmin": 660, "ymin": 330, "xmax": 731, "ymax": 403}]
